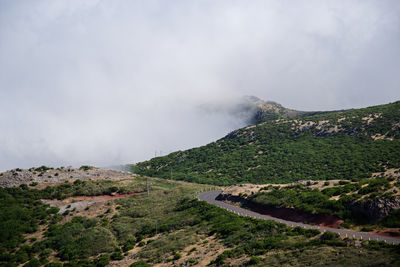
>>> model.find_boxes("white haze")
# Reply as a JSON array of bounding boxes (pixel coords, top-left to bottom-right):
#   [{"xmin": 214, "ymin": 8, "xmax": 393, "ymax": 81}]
[{"xmin": 0, "ymin": 0, "xmax": 400, "ymax": 170}]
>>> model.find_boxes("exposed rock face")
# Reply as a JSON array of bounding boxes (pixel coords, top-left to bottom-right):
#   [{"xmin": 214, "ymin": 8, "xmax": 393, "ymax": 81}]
[
  {"xmin": 0, "ymin": 169, "xmax": 35, "ymax": 187},
  {"xmin": 348, "ymin": 197, "xmax": 400, "ymax": 223},
  {"xmin": 247, "ymin": 96, "xmax": 336, "ymax": 124},
  {"xmin": 0, "ymin": 167, "xmax": 132, "ymax": 188}
]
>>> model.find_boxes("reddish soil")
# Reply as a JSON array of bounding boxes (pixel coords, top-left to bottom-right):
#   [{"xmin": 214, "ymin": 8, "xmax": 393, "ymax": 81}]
[
  {"xmin": 371, "ymin": 229, "xmax": 400, "ymax": 239},
  {"xmin": 251, "ymin": 205, "xmax": 344, "ymax": 228},
  {"xmin": 61, "ymin": 192, "xmax": 137, "ymax": 201}
]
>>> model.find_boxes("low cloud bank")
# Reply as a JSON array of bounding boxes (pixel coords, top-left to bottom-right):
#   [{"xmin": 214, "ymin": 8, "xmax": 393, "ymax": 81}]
[{"xmin": 0, "ymin": 1, "xmax": 399, "ymax": 170}]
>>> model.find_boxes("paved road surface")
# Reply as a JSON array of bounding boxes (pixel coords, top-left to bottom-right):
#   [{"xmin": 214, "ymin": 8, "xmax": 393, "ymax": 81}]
[{"xmin": 198, "ymin": 190, "xmax": 400, "ymax": 245}]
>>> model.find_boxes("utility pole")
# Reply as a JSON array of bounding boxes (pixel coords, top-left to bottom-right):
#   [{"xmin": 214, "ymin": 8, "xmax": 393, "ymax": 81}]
[{"xmin": 146, "ymin": 178, "xmax": 150, "ymax": 197}]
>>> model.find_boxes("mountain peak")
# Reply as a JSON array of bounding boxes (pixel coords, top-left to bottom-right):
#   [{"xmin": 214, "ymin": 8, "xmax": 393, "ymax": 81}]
[{"xmin": 240, "ymin": 96, "xmax": 318, "ymax": 124}]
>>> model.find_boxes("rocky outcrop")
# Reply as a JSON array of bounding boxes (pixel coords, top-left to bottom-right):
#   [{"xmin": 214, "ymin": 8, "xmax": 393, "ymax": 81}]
[
  {"xmin": 248, "ymin": 96, "xmax": 338, "ymax": 124},
  {"xmin": 0, "ymin": 169, "xmax": 35, "ymax": 187},
  {"xmin": 348, "ymin": 197, "xmax": 400, "ymax": 223},
  {"xmin": 0, "ymin": 167, "xmax": 132, "ymax": 188}
]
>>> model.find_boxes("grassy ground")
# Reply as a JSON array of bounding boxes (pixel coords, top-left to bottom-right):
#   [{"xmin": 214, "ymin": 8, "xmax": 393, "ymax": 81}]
[
  {"xmin": 1, "ymin": 174, "xmax": 400, "ymax": 266},
  {"xmin": 255, "ymin": 245, "xmax": 399, "ymax": 267}
]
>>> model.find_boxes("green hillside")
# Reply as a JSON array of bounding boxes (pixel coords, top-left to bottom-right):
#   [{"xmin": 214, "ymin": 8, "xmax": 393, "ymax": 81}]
[
  {"xmin": 133, "ymin": 101, "xmax": 400, "ymax": 185},
  {"xmin": 2, "ymin": 175, "xmax": 399, "ymax": 266}
]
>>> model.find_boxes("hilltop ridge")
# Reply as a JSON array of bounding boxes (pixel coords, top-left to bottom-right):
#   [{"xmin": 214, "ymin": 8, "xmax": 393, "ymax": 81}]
[
  {"xmin": 133, "ymin": 100, "xmax": 400, "ymax": 185},
  {"xmin": 243, "ymin": 95, "xmax": 337, "ymax": 124}
]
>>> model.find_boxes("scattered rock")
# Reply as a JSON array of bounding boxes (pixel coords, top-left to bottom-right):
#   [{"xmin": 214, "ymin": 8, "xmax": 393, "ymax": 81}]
[{"xmin": 0, "ymin": 166, "xmax": 134, "ymax": 188}]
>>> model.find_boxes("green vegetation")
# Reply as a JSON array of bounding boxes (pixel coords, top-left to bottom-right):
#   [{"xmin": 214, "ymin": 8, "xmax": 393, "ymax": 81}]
[
  {"xmin": 79, "ymin": 166, "xmax": 92, "ymax": 171},
  {"xmin": 34, "ymin": 166, "xmax": 53, "ymax": 172},
  {"xmin": 44, "ymin": 216, "xmax": 116, "ymax": 260},
  {"xmin": 252, "ymin": 244, "xmax": 398, "ymax": 267},
  {"xmin": 130, "ymin": 260, "xmax": 150, "ymax": 267},
  {"xmin": 134, "ymin": 101, "xmax": 400, "ymax": 185},
  {"xmin": 0, "ymin": 177, "xmax": 147, "ymax": 266},
  {"xmin": 381, "ymin": 210, "xmax": 400, "ymax": 228},
  {"xmin": 0, "ymin": 177, "xmax": 211, "ymax": 266},
  {"xmin": 0, "ymin": 187, "xmax": 59, "ymax": 252},
  {"xmin": 248, "ymin": 185, "xmax": 350, "ymax": 218},
  {"xmin": 2, "ymin": 176, "xmax": 399, "ymax": 266}
]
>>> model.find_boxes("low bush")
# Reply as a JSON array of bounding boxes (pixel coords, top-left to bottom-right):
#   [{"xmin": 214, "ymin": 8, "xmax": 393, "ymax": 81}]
[{"xmin": 130, "ymin": 260, "xmax": 150, "ymax": 267}]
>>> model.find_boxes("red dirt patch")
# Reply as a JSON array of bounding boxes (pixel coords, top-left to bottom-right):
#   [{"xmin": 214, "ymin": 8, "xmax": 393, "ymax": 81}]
[
  {"xmin": 60, "ymin": 192, "xmax": 137, "ymax": 202},
  {"xmin": 371, "ymin": 229, "xmax": 400, "ymax": 239}
]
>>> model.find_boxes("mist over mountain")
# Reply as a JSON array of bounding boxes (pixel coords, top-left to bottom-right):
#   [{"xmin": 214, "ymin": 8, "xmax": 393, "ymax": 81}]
[
  {"xmin": 200, "ymin": 95, "xmax": 340, "ymax": 126},
  {"xmin": 134, "ymin": 100, "xmax": 400, "ymax": 185},
  {"xmin": 1, "ymin": 0, "xmax": 400, "ymax": 171}
]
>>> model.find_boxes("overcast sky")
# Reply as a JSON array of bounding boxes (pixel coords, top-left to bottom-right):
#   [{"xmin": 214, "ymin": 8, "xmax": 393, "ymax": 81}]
[{"xmin": 1, "ymin": 0, "xmax": 400, "ymax": 171}]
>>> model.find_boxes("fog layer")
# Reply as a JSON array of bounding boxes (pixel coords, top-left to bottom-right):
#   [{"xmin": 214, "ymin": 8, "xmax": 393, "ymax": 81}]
[{"xmin": 1, "ymin": 0, "xmax": 400, "ymax": 170}]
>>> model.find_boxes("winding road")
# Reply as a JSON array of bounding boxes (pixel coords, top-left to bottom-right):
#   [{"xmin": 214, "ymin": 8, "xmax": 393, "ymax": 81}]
[{"xmin": 198, "ymin": 190, "xmax": 400, "ymax": 245}]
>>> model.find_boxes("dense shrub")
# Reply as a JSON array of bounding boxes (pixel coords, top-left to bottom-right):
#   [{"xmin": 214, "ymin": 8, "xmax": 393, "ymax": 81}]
[
  {"xmin": 130, "ymin": 260, "xmax": 150, "ymax": 267},
  {"xmin": 0, "ymin": 187, "xmax": 58, "ymax": 252},
  {"xmin": 246, "ymin": 256, "xmax": 262, "ymax": 266},
  {"xmin": 320, "ymin": 231, "xmax": 339, "ymax": 241},
  {"xmin": 248, "ymin": 186, "xmax": 347, "ymax": 218},
  {"xmin": 45, "ymin": 217, "xmax": 116, "ymax": 260},
  {"xmin": 380, "ymin": 210, "xmax": 400, "ymax": 228}
]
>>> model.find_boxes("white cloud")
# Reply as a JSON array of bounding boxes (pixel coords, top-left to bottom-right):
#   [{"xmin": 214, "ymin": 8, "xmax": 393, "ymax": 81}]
[{"xmin": 0, "ymin": 0, "xmax": 399, "ymax": 170}]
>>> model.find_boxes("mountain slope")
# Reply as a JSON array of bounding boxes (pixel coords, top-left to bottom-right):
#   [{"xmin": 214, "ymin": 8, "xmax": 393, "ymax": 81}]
[{"xmin": 133, "ymin": 101, "xmax": 400, "ymax": 185}]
